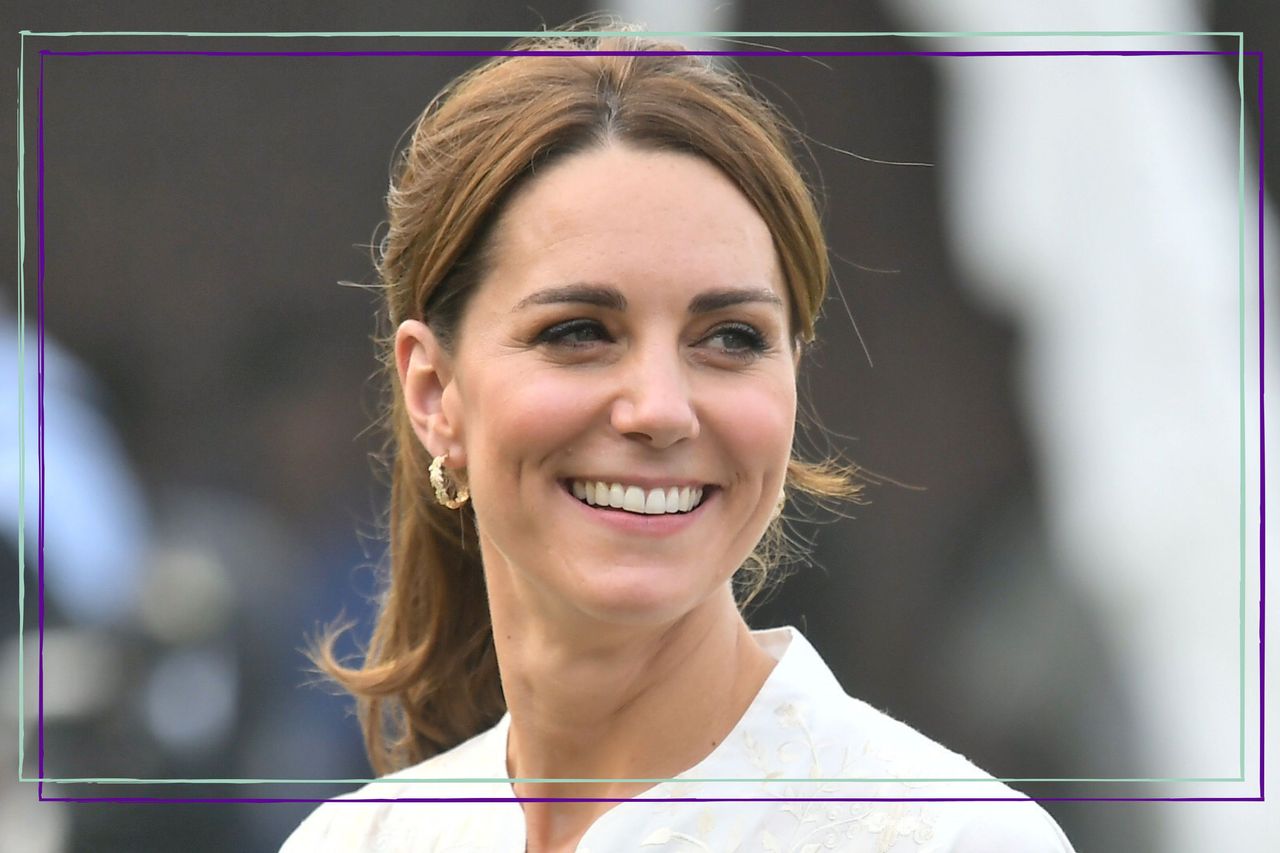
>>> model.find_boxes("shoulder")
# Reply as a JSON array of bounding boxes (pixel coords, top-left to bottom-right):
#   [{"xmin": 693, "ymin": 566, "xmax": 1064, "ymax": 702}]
[
  {"xmin": 926, "ymin": 800, "xmax": 1076, "ymax": 852},
  {"xmin": 830, "ymin": 690, "xmax": 1076, "ymax": 851},
  {"xmin": 278, "ymin": 791, "xmax": 381, "ymax": 853},
  {"xmin": 749, "ymin": 629, "xmax": 997, "ymax": 784},
  {"xmin": 278, "ymin": 718, "xmax": 517, "ymax": 852},
  {"xmin": 819, "ymin": 686, "xmax": 1075, "ymax": 849},
  {"xmin": 775, "ymin": 695, "xmax": 1075, "ymax": 851},
  {"xmin": 277, "ymin": 768, "xmax": 433, "ymax": 852},
  {"xmin": 737, "ymin": 629, "xmax": 1077, "ymax": 851}
]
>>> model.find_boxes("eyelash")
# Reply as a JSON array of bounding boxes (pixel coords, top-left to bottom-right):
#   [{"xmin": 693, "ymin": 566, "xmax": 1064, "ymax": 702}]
[
  {"xmin": 535, "ymin": 318, "xmax": 610, "ymax": 348},
  {"xmin": 534, "ymin": 318, "xmax": 770, "ymax": 358}
]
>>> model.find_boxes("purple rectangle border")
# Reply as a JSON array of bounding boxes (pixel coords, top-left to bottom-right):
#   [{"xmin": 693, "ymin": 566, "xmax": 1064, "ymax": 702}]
[{"xmin": 24, "ymin": 44, "xmax": 1264, "ymax": 804}]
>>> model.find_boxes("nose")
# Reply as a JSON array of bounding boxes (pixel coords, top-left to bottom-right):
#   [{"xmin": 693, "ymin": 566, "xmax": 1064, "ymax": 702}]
[{"xmin": 609, "ymin": 345, "xmax": 700, "ymax": 449}]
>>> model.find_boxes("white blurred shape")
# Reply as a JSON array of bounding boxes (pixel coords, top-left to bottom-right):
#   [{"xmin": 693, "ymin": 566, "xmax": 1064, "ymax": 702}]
[
  {"xmin": 891, "ymin": 0, "xmax": 1275, "ymax": 848},
  {"xmin": 0, "ymin": 786, "xmax": 68, "ymax": 853},
  {"xmin": 1, "ymin": 629, "xmax": 122, "ymax": 721},
  {"xmin": 934, "ymin": 52, "xmax": 1242, "ymax": 775},
  {"xmin": 1, "ymin": 312, "xmax": 150, "ymax": 627}
]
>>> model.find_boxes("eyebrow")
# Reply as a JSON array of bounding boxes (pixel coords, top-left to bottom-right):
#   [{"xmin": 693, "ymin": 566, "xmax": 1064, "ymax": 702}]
[
  {"xmin": 512, "ymin": 283, "xmax": 784, "ymax": 314},
  {"xmin": 688, "ymin": 287, "xmax": 784, "ymax": 315},
  {"xmin": 513, "ymin": 284, "xmax": 626, "ymax": 312}
]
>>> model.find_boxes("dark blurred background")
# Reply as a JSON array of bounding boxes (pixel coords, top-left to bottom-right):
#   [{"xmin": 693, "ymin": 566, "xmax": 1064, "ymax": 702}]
[{"xmin": 4, "ymin": 1, "xmax": 1274, "ymax": 851}]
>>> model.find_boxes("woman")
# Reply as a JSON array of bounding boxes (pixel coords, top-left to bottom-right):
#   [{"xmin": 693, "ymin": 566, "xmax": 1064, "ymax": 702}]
[{"xmin": 283, "ymin": 27, "xmax": 1076, "ymax": 853}]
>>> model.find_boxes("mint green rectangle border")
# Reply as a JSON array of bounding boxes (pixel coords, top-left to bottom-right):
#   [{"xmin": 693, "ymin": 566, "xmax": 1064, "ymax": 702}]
[{"xmin": 14, "ymin": 29, "xmax": 1254, "ymax": 789}]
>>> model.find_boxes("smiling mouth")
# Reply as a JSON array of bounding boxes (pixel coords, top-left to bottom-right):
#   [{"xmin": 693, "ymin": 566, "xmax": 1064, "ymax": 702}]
[{"xmin": 566, "ymin": 480, "xmax": 709, "ymax": 516}]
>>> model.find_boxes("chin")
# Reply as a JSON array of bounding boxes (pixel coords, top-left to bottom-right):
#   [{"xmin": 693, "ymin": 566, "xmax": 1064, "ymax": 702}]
[{"xmin": 571, "ymin": 568, "xmax": 723, "ymax": 627}]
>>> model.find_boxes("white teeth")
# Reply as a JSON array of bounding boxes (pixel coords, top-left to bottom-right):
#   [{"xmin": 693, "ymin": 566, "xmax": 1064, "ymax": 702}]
[
  {"xmin": 570, "ymin": 480, "xmax": 707, "ymax": 515},
  {"xmin": 644, "ymin": 490, "xmax": 665, "ymax": 514},
  {"xmin": 623, "ymin": 486, "xmax": 646, "ymax": 513}
]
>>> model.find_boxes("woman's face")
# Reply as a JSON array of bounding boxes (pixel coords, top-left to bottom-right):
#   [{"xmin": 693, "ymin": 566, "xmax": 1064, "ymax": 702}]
[{"xmin": 403, "ymin": 144, "xmax": 799, "ymax": 627}]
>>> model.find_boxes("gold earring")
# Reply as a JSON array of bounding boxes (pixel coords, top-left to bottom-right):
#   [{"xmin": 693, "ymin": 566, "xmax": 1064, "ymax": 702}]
[{"xmin": 430, "ymin": 453, "xmax": 470, "ymax": 509}]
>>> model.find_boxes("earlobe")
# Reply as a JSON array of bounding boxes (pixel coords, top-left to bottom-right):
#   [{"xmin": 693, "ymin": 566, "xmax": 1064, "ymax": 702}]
[{"xmin": 395, "ymin": 320, "xmax": 466, "ymax": 465}]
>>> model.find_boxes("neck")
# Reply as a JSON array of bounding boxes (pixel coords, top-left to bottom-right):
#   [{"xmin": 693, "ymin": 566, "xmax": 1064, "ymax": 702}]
[{"xmin": 487, "ymin": 580, "xmax": 775, "ymax": 850}]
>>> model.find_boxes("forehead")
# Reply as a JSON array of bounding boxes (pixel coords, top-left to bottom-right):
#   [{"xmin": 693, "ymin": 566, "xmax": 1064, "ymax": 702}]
[{"xmin": 482, "ymin": 145, "xmax": 786, "ymax": 305}]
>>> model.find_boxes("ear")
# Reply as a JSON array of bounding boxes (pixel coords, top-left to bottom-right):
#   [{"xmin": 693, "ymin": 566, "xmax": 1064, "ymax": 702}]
[
  {"xmin": 395, "ymin": 320, "xmax": 467, "ymax": 467},
  {"xmin": 792, "ymin": 337, "xmax": 804, "ymax": 373}
]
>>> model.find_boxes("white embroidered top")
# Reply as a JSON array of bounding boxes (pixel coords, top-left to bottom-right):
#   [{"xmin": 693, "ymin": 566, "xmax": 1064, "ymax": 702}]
[{"xmin": 281, "ymin": 627, "xmax": 1076, "ymax": 852}]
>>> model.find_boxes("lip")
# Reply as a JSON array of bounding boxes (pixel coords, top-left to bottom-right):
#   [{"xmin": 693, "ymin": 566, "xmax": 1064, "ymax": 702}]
[{"xmin": 560, "ymin": 480, "xmax": 715, "ymax": 536}]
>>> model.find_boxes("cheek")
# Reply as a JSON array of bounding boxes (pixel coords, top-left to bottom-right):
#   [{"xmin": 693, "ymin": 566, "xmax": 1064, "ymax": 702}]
[
  {"xmin": 703, "ymin": 376, "xmax": 797, "ymax": 467},
  {"xmin": 462, "ymin": 369, "xmax": 600, "ymax": 482}
]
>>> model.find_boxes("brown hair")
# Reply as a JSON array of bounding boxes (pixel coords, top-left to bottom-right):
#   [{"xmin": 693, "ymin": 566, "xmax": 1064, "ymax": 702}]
[{"xmin": 313, "ymin": 25, "xmax": 863, "ymax": 776}]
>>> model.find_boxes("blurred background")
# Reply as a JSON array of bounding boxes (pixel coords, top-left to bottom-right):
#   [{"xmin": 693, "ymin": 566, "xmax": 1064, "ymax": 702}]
[{"xmin": 3, "ymin": 1, "xmax": 1274, "ymax": 851}]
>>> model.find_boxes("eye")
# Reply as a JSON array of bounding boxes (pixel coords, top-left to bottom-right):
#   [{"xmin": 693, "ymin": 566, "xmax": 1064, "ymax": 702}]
[
  {"xmin": 535, "ymin": 318, "xmax": 612, "ymax": 348},
  {"xmin": 703, "ymin": 322, "xmax": 769, "ymax": 357}
]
